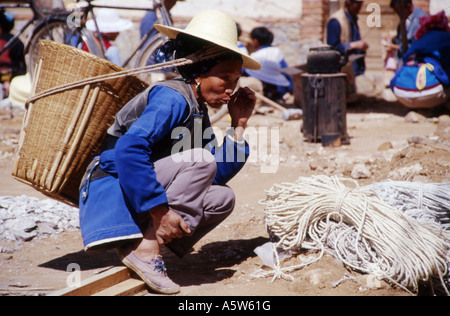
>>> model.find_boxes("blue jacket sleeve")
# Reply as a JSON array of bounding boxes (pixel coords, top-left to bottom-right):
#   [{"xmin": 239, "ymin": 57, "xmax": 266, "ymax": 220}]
[
  {"xmin": 114, "ymin": 86, "xmax": 190, "ymax": 214},
  {"xmin": 212, "ymin": 136, "xmax": 250, "ymax": 185},
  {"xmin": 327, "ymin": 19, "xmax": 351, "ymax": 55},
  {"xmin": 203, "ymin": 125, "xmax": 250, "ymax": 185}
]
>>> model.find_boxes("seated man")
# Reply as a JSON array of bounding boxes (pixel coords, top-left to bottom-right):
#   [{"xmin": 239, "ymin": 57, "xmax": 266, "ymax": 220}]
[
  {"xmin": 324, "ymin": 0, "xmax": 369, "ymax": 101},
  {"xmin": 244, "ymin": 27, "xmax": 293, "ymax": 103},
  {"xmin": 325, "ymin": 0, "xmax": 369, "ymax": 77}
]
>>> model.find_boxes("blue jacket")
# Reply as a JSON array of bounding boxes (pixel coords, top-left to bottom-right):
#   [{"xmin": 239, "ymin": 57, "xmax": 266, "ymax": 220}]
[
  {"xmin": 326, "ymin": 11, "xmax": 366, "ymax": 76},
  {"xmin": 79, "ymin": 80, "xmax": 250, "ymax": 251},
  {"xmin": 404, "ymin": 30, "xmax": 450, "ymax": 86},
  {"xmin": 394, "ymin": 6, "xmax": 428, "ymax": 59}
]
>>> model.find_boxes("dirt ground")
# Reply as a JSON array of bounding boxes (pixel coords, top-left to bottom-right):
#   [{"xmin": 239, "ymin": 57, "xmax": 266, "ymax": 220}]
[{"xmin": 0, "ymin": 90, "xmax": 449, "ymax": 296}]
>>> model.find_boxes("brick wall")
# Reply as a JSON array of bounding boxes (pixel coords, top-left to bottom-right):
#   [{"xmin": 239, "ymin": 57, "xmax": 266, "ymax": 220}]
[
  {"xmin": 297, "ymin": 0, "xmax": 433, "ymax": 72},
  {"xmin": 299, "ymin": 0, "xmax": 431, "ymax": 44},
  {"xmin": 413, "ymin": 0, "xmax": 430, "ymax": 14},
  {"xmin": 300, "ymin": 0, "xmax": 330, "ymax": 42}
]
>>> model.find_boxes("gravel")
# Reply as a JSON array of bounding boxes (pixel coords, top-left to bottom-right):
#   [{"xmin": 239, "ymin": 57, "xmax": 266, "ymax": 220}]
[{"xmin": 0, "ymin": 195, "xmax": 79, "ymax": 242}]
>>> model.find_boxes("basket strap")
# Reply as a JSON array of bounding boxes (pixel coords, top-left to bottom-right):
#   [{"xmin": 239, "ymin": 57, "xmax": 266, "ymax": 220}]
[
  {"xmin": 26, "ymin": 58, "xmax": 191, "ymax": 107},
  {"xmin": 26, "ymin": 46, "xmax": 227, "ymax": 107}
]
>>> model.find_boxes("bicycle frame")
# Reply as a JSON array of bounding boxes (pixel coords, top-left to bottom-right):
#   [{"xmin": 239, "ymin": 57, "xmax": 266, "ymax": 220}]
[
  {"xmin": 76, "ymin": 0, "xmax": 173, "ymax": 68},
  {"xmin": 0, "ymin": 0, "xmax": 69, "ymax": 56}
]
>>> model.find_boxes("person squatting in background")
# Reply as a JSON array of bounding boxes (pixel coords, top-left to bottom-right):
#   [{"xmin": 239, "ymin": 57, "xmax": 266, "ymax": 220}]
[{"xmin": 244, "ymin": 27, "xmax": 293, "ymax": 104}]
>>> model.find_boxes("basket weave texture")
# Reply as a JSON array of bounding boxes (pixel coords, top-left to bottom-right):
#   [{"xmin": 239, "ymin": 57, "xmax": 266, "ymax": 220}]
[{"xmin": 12, "ymin": 40, "xmax": 148, "ymax": 206}]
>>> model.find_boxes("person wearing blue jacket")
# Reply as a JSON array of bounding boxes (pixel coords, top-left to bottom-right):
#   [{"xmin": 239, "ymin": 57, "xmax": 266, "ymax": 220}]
[
  {"xmin": 325, "ymin": 0, "xmax": 368, "ymax": 77},
  {"xmin": 78, "ymin": 10, "xmax": 261, "ymax": 295},
  {"xmin": 390, "ymin": 0, "xmax": 428, "ymax": 60}
]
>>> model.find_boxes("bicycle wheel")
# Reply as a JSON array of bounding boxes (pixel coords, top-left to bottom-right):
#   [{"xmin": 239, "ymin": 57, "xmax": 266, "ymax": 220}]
[
  {"xmin": 135, "ymin": 34, "xmax": 176, "ymax": 84},
  {"xmin": 26, "ymin": 16, "xmax": 82, "ymax": 79}
]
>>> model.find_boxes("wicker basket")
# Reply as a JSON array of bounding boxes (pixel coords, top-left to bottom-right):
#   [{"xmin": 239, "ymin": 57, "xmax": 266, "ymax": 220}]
[{"xmin": 12, "ymin": 40, "xmax": 149, "ymax": 206}]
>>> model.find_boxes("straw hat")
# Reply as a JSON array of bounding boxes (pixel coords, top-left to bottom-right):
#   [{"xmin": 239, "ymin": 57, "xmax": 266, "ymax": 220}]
[
  {"xmin": 9, "ymin": 74, "xmax": 31, "ymax": 107},
  {"xmin": 245, "ymin": 47, "xmax": 291, "ymax": 87},
  {"xmin": 155, "ymin": 10, "xmax": 262, "ymax": 71},
  {"xmin": 86, "ymin": 9, "xmax": 133, "ymax": 33}
]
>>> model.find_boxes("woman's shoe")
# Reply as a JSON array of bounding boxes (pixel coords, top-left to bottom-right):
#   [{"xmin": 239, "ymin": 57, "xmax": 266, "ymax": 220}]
[{"xmin": 121, "ymin": 251, "xmax": 180, "ymax": 295}]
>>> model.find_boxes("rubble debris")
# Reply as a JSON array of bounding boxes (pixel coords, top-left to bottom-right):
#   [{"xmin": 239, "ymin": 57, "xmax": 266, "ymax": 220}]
[{"xmin": 0, "ymin": 195, "xmax": 79, "ymax": 242}]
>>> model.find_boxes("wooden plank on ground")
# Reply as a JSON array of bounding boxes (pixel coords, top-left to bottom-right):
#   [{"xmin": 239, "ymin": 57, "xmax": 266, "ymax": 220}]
[
  {"xmin": 92, "ymin": 278, "xmax": 148, "ymax": 296},
  {"xmin": 48, "ymin": 266, "xmax": 132, "ymax": 297}
]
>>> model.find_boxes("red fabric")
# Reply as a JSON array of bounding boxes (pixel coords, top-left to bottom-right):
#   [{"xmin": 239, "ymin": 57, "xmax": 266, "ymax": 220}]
[
  {"xmin": 0, "ymin": 38, "xmax": 13, "ymax": 71},
  {"xmin": 415, "ymin": 10, "xmax": 450, "ymax": 40},
  {"xmin": 81, "ymin": 37, "xmax": 113, "ymax": 53}
]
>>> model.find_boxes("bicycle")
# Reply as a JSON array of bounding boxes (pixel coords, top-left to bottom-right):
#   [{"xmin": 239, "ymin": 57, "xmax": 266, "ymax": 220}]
[
  {"xmin": 0, "ymin": 0, "xmax": 81, "ymax": 78},
  {"xmin": 66, "ymin": 0, "xmax": 174, "ymax": 82}
]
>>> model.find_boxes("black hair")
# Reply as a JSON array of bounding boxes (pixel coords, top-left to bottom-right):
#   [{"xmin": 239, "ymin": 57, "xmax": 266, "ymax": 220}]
[
  {"xmin": 390, "ymin": 0, "xmax": 413, "ymax": 8},
  {"xmin": 250, "ymin": 27, "xmax": 274, "ymax": 46},
  {"xmin": 158, "ymin": 33, "xmax": 243, "ymax": 82},
  {"xmin": 236, "ymin": 23, "xmax": 242, "ymax": 38}
]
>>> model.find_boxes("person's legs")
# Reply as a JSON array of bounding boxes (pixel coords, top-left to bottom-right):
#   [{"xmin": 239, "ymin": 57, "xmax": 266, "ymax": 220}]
[
  {"xmin": 121, "ymin": 149, "xmax": 235, "ymax": 260},
  {"xmin": 125, "ymin": 148, "xmax": 218, "ymax": 257},
  {"xmin": 166, "ymin": 184, "xmax": 235, "ymax": 258},
  {"xmin": 155, "ymin": 148, "xmax": 236, "ymax": 257},
  {"xmin": 155, "ymin": 148, "xmax": 218, "ymax": 232},
  {"xmin": 119, "ymin": 148, "xmax": 236, "ymax": 292}
]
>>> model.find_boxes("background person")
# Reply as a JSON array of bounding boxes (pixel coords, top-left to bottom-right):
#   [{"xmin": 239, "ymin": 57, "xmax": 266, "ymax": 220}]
[
  {"xmin": 325, "ymin": 0, "xmax": 369, "ymax": 77},
  {"xmin": 140, "ymin": 0, "xmax": 184, "ymax": 44},
  {"xmin": 84, "ymin": 9, "xmax": 133, "ymax": 65},
  {"xmin": 0, "ymin": 10, "xmax": 25, "ymax": 100},
  {"xmin": 244, "ymin": 27, "xmax": 293, "ymax": 104},
  {"xmin": 324, "ymin": 0, "xmax": 369, "ymax": 101},
  {"xmin": 390, "ymin": 0, "xmax": 428, "ymax": 61}
]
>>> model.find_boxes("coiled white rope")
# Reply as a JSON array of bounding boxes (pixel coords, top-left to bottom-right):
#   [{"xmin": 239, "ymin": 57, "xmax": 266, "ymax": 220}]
[
  {"xmin": 258, "ymin": 176, "xmax": 450, "ymax": 295},
  {"xmin": 366, "ymin": 181, "xmax": 450, "ymax": 231}
]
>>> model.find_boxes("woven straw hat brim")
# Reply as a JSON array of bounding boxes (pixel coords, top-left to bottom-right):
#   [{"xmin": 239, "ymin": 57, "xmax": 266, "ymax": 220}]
[{"xmin": 155, "ymin": 10, "xmax": 262, "ymax": 71}]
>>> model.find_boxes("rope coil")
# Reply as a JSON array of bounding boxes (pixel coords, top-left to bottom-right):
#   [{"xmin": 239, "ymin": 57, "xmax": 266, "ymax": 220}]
[{"xmin": 258, "ymin": 176, "xmax": 450, "ymax": 294}]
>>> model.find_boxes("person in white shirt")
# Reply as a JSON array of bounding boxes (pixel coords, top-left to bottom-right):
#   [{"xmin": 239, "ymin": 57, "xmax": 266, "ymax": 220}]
[
  {"xmin": 244, "ymin": 27, "xmax": 293, "ymax": 103},
  {"xmin": 85, "ymin": 9, "xmax": 133, "ymax": 65}
]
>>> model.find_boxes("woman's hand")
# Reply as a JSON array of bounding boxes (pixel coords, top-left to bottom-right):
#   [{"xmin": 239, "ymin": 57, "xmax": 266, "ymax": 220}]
[
  {"xmin": 151, "ymin": 205, "xmax": 191, "ymax": 245},
  {"xmin": 228, "ymin": 87, "xmax": 256, "ymax": 140}
]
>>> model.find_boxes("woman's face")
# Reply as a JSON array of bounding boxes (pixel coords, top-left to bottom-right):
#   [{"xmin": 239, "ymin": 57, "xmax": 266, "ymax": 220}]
[{"xmin": 197, "ymin": 59, "xmax": 243, "ymax": 108}]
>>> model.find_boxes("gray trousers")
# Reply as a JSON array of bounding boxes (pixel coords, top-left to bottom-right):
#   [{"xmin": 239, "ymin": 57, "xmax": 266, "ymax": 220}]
[{"xmin": 149, "ymin": 148, "xmax": 236, "ymax": 258}]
